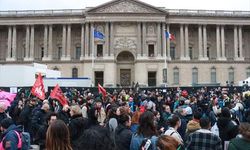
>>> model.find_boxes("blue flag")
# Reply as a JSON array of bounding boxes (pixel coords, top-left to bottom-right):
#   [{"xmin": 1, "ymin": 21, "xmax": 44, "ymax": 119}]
[{"xmin": 94, "ymin": 30, "xmax": 105, "ymax": 39}]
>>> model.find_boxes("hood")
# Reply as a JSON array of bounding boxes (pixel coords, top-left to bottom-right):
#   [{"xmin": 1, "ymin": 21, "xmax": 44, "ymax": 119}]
[
  {"xmin": 187, "ymin": 120, "xmax": 201, "ymax": 132},
  {"xmin": 217, "ymin": 117, "xmax": 231, "ymax": 128}
]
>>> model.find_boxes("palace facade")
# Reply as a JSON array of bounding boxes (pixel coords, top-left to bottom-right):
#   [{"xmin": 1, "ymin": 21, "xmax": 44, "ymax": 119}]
[{"xmin": 0, "ymin": 0, "xmax": 250, "ymax": 87}]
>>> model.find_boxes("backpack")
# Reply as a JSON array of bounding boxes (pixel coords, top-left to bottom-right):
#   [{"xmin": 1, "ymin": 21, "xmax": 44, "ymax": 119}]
[
  {"xmin": 0, "ymin": 131, "xmax": 30, "ymax": 150},
  {"xmin": 14, "ymin": 131, "xmax": 31, "ymax": 150}
]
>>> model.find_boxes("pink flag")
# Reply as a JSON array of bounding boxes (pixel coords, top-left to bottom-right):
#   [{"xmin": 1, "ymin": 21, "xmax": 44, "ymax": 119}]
[{"xmin": 0, "ymin": 91, "xmax": 17, "ymax": 103}]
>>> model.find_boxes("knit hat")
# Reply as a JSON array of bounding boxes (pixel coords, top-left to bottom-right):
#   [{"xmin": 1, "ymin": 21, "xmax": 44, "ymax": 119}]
[{"xmin": 0, "ymin": 118, "xmax": 14, "ymax": 129}]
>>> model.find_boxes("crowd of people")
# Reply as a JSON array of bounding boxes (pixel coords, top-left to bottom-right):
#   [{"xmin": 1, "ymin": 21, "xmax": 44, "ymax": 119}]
[{"xmin": 0, "ymin": 86, "xmax": 250, "ymax": 150}]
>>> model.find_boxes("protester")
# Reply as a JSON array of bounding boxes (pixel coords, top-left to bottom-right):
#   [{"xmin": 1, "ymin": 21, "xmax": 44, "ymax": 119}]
[
  {"xmin": 228, "ymin": 123, "xmax": 250, "ymax": 150},
  {"xmin": 130, "ymin": 111, "xmax": 158, "ymax": 150},
  {"xmin": 185, "ymin": 117, "xmax": 222, "ymax": 150},
  {"xmin": 46, "ymin": 120, "xmax": 72, "ymax": 150},
  {"xmin": 157, "ymin": 135, "xmax": 180, "ymax": 150}
]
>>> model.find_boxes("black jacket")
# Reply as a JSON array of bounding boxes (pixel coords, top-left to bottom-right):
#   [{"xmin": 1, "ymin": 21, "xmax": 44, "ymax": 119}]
[
  {"xmin": 114, "ymin": 124, "xmax": 132, "ymax": 150},
  {"xmin": 217, "ymin": 117, "xmax": 238, "ymax": 144}
]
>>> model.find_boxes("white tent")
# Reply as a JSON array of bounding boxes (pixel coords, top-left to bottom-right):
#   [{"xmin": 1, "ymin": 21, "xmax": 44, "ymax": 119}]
[{"xmin": 238, "ymin": 77, "xmax": 250, "ymax": 86}]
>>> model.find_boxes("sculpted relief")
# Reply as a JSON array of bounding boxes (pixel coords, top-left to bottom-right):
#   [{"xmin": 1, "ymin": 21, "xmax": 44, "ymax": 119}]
[
  {"xmin": 98, "ymin": 1, "xmax": 156, "ymax": 13},
  {"xmin": 114, "ymin": 38, "xmax": 137, "ymax": 51}
]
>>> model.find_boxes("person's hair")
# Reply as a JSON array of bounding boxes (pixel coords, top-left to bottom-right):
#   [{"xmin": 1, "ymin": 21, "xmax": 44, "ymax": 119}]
[
  {"xmin": 167, "ymin": 114, "xmax": 180, "ymax": 127},
  {"xmin": 118, "ymin": 114, "xmax": 130, "ymax": 125},
  {"xmin": 46, "ymin": 112, "xmax": 58, "ymax": 123},
  {"xmin": 138, "ymin": 111, "xmax": 158, "ymax": 137},
  {"xmin": 76, "ymin": 126, "xmax": 114, "ymax": 150},
  {"xmin": 200, "ymin": 117, "xmax": 210, "ymax": 129},
  {"xmin": 157, "ymin": 135, "xmax": 179, "ymax": 150},
  {"xmin": 239, "ymin": 123, "xmax": 250, "ymax": 140},
  {"xmin": 0, "ymin": 118, "xmax": 14, "ymax": 129},
  {"xmin": 0, "ymin": 102, "xmax": 7, "ymax": 111},
  {"xmin": 46, "ymin": 120, "xmax": 72, "ymax": 150},
  {"xmin": 221, "ymin": 107, "xmax": 231, "ymax": 118},
  {"xmin": 131, "ymin": 110, "xmax": 141, "ymax": 124},
  {"xmin": 70, "ymin": 105, "xmax": 82, "ymax": 115},
  {"xmin": 106, "ymin": 106, "xmax": 118, "ymax": 120},
  {"xmin": 193, "ymin": 109, "xmax": 202, "ymax": 120}
]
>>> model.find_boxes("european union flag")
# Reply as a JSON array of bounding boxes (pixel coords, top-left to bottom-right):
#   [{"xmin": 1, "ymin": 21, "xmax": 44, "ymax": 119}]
[{"xmin": 94, "ymin": 30, "xmax": 105, "ymax": 39}]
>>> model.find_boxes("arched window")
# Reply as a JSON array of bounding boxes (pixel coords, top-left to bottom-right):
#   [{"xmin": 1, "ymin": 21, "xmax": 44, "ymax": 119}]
[
  {"xmin": 192, "ymin": 67, "xmax": 198, "ymax": 84},
  {"xmin": 211, "ymin": 67, "xmax": 216, "ymax": 83},
  {"xmin": 173, "ymin": 67, "xmax": 179, "ymax": 85},
  {"xmin": 228, "ymin": 67, "xmax": 234, "ymax": 85},
  {"xmin": 72, "ymin": 67, "xmax": 78, "ymax": 78},
  {"xmin": 246, "ymin": 67, "xmax": 250, "ymax": 78}
]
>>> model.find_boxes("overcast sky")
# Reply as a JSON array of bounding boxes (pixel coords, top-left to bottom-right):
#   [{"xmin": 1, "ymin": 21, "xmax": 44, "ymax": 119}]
[{"xmin": 0, "ymin": 0, "xmax": 249, "ymax": 11}]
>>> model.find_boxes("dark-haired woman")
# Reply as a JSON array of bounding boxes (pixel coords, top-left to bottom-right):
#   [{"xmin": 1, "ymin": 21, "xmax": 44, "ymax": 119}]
[{"xmin": 130, "ymin": 111, "xmax": 158, "ymax": 150}]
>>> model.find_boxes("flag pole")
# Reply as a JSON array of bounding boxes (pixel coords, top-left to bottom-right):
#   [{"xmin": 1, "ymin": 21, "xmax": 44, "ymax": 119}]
[{"xmin": 92, "ymin": 26, "xmax": 95, "ymax": 87}]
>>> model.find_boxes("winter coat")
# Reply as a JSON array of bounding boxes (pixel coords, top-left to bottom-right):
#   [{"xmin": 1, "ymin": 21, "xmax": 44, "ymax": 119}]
[
  {"xmin": 217, "ymin": 117, "xmax": 238, "ymax": 145},
  {"xmin": 31, "ymin": 108, "xmax": 48, "ymax": 131},
  {"xmin": 114, "ymin": 124, "xmax": 132, "ymax": 150},
  {"xmin": 228, "ymin": 136, "xmax": 250, "ymax": 150},
  {"xmin": 130, "ymin": 134, "xmax": 158, "ymax": 150}
]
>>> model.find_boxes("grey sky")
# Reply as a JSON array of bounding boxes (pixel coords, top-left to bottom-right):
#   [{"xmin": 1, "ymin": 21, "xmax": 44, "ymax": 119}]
[{"xmin": 0, "ymin": 0, "xmax": 249, "ymax": 11}]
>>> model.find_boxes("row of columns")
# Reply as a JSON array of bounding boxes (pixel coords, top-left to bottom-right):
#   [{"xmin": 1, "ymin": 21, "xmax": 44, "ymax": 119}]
[{"xmin": 5, "ymin": 23, "xmax": 245, "ymax": 61}]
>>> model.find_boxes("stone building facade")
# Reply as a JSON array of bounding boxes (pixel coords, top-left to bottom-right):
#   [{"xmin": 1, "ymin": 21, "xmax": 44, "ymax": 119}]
[{"xmin": 0, "ymin": 0, "xmax": 250, "ymax": 87}]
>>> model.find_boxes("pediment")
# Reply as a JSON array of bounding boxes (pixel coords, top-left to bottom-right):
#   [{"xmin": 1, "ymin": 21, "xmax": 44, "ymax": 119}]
[{"xmin": 87, "ymin": 0, "xmax": 166, "ymax": 14}]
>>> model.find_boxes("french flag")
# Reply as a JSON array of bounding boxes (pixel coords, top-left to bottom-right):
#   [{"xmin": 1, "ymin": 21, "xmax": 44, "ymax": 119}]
[{"xmin": 165, "ymin": 31, "xmax": 175, "ymax": 40}]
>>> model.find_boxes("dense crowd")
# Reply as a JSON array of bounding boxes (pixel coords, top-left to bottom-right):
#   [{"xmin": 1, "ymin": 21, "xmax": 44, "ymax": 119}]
[{"xmin": 0, "ymin": 86, "xmax": 250, "ymax": 150}]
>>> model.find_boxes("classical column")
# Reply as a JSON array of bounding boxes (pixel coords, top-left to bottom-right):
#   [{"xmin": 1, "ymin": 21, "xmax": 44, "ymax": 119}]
[
  {"xmin": 143, "ymin": 22, "xmax": 147, "ymax": 57},
  {"xmin": 157, "ymin": 23, "xmax": 161, "ymax": 57},
  {"xmin": 80, "ymin": 24, "xmax": 85, "ymax": 60},
  {"xmin": 84, "ymin": 23, "xmax": 89, "ymax": 57},
  {"xmin": 48, "ymin": 25, "xmax": 53, "ymax": 60},
  {"xmin": 30, "ymin": 25, "xmax": 34, "ymax": 60},
  {"xmin": 61, "ymin": 25, "xmax": 67, "ymax": 58},
  {"xmin": 137, "ymin": 22, "xmax": 142, "ymax": 57},
  {"xmin": 24, "ymin": 25, "xmax": 30, "ymax": 60},
  {"xmin": 180, "ymin": 24, "xmax": 185, "ymax": 60},
  {"xmin": 198, "ymin": 25, "xmax": 203, "ymax": 60},
  {"xmin": 162, "ymin": 23, "xmax": 167, "ymax": 59},
  {"xmin": 184, "ymin": 24, "xmax": 190, "ymax": 60},
  {"xmin": 234, "ymin": 26, "xmax": 238, "ymax": 59},
  {"xmin": 203, "ymin": 25, "xmax": 208, "ymax": 60},
  {"xmin": 216, "ymin": 25, "xmax": 221, "ymax": 60},
  {"xmin": 11, "ymin": 26, "xmax": 16, "ymax": 60},
  {"xmin": 105, "ymin": 22, "xmax": 109, "ymax": 57},
  {"xmin": 7, "ymin": 26, "xmax": 12, "ymax": 60},
  {"xmin": 166, "ymin": 24, "xmax": 171, "ymax": 60},
  {"xmin": 90, "ymin": 23, "xmax": 94, "ymax": 57},
  {"xmin": 42, "ymin": 25, "xmax": 48, "ymax": 60},
  {"xmin": 220, "ymin": 25, "xmax": 226, "ymax": 60},
  {"xmin": 110, "ymin": 22, "xmax": 114, "ymax": 56},
  {"xmin": 66, "ymin": 24, "xmax": 71, "ymax": 60},
  {"xmin": 238, "ymin": 26, "xmax": 244, "ymax": 60}
]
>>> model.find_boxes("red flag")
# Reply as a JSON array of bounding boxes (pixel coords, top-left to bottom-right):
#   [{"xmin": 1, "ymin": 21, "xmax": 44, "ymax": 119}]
[
  {"xmin": 98, "ymin": 83, "xmax": 106, "ymax": 98},
  {"xmin": 31, "ymin": 73, "xmax": 45, "ymax": 100},
  {"xmin": 50, "ymin": 84, "xmax": 68, "ymax": 106}
]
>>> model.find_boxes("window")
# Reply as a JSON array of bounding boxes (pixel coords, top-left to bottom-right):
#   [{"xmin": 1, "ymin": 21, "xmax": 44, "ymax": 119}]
[
  {"xmin": 173, "ymin": 67, "xmax": 179, "ymax": 85},
  {"xmin": 207, "ymin": 47, "xmax": 210, "ymax": 58},
  {"xmin": 192, "ymin": 67, "xmax": 198, "ymax": 84},
  {"xmin": 148, "ymin": 72, "xmax": 156, "ymax": 86},
  {"xmin": 72, "ymin": 67, "xmax": 78, "ymax": 78},
  {"xmin": 211, "ymin": 67, "xmax": 216, "ymax": 83},
  {"xmin": 189, "ymin": 47, "xmax": 193, "ymax": 59},
  {"xmin": 75, "ymin": 47, "xmax": 81, "ymax": 60},
  {"xmin": 247, "ymin": 67, "xmax": 250, "ymax": 78},
  {"xmin": 57, "ymin": 47, "xmax": 62, "ymax": 60},
  {"xmin": 170, "ymin": 43, "xmax": 175, "ymax": 60},
  {"xmin": 97, "ymin": 44, "xmax": 103, "ymax": 57},
  {"xmin": 95, "ymin": 71, "xmax": 104, "ymax": 86},
  {"xmin": 41, "ymin": 47, "xmax": 44, "ymax": 58},
  {"xmin": 148, "ymin": 44, "xmax": 154, "ymax": 57},
  {"xmin": 228, "ymin": 67, "xmax": 234, "ymax": 85}
]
